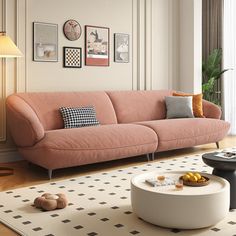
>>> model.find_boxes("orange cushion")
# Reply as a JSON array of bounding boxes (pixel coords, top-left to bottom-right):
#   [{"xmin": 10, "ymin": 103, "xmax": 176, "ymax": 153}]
[{"xmin": 173, "ymin": 92, "xmax": 204, "ymax": 118}]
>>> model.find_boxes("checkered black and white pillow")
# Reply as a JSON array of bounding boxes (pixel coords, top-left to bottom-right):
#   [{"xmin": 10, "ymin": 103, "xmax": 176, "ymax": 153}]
[{"xmin": 59, "ymin": 106, "xmax": 100, "ymax": 129}]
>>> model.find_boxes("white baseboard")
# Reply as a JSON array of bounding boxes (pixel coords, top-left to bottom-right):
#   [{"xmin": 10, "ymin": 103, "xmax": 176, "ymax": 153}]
[{"xmin": 0, "ymin": 150, "xmax": 23, "ymax": 163}]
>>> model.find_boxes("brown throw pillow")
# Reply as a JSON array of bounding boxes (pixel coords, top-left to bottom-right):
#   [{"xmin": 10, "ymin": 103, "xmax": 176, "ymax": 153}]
[{"xmin": 173, "ymin": 92, "xmax": 205, "ymax": 118}]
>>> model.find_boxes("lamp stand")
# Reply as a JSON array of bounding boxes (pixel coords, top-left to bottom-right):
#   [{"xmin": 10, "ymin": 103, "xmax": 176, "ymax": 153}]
[{"xmin": 0, "ymin": 31, "xmax": 23, "ymax": 177}]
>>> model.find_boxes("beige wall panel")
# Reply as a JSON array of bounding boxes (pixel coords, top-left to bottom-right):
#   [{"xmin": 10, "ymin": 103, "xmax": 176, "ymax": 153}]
[
  {"xmin": 26, "ymin": 0, "xmax": 133, "ymax": 92},
  {"xmin": 151, "ymin": 0, "xmax": 179, "ymax": 90}
]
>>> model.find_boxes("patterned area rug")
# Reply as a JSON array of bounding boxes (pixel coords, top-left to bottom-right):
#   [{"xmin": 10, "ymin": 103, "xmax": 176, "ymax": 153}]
[{"xmin": 1, "ymin": 150, "xmax": 236, "ymax": 236}]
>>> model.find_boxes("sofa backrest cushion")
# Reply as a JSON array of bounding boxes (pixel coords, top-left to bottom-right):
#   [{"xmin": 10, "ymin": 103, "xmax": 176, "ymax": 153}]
[
  {"xmin": 106, "ymin": 90, "xmax": 173, "ymax": 123},
  {"xmin": 8, "ymin": 92, "xmax": 117, "ymax": 131}
]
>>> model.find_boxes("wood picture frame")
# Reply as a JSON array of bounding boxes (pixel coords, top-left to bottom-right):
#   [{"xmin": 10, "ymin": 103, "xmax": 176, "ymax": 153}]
[{"xmin": 85, "ymin": 25, "xmax": 109, "ymax": 66}]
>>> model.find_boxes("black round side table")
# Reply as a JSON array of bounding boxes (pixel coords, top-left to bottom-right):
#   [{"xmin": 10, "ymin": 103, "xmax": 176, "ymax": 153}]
[{"xmin": 202, "ymin": 152, "xmax": 236, "ymax": 209}]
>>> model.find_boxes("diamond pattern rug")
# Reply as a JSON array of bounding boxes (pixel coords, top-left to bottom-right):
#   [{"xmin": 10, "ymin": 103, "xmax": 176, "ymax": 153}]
[{"xmin": 1, "ymin": 149, "xmax": 236, "ymax": 236}]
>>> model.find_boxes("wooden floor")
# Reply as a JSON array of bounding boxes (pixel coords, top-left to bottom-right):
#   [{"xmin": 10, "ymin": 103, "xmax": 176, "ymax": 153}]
[{"xmin": 0, "ymin": 136, "xmax": 236, "ymax": 235}]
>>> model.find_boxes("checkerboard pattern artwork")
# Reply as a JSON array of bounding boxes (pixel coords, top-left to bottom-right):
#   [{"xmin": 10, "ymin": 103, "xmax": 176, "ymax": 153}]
[
  {"xmin": 1, "ymin": 148, "xmax": 236, "ymax": 236},
  {"xmin": 59, "ymin": 106, "xmax": 100, "ymax": 128},
  {"xmin": 63, "ymin": 47, "xmax": 82, "ymax": 68}
]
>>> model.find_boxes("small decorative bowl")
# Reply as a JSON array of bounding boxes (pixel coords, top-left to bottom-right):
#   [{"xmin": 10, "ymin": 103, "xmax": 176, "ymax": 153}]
[{"xmin": 179, "ymin": 176, "xmax": 210, "ymax": 187}]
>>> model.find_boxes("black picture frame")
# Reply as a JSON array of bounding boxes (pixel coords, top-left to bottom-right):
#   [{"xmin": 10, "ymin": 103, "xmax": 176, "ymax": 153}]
[
  {"xmin": 63, "ymin": 47, "xmax": 82, "ymax": 68},
  {"xmin": 114, "ymin": 33, "xmax": 129, "ymax": 63}
]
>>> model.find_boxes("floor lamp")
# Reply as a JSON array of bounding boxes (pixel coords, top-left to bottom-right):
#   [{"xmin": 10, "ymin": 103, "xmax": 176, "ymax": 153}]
[{"xmin": 0, "ymin": 31, "xmax": 23, "ymax": 176}]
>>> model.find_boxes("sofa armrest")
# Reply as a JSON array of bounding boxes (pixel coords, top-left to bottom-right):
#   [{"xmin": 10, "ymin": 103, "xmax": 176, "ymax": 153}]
[
  {"xmin": 202, "ymin": 100, "xmax": 221, "ymax": 119},
  {"xmin": 6, "ymin": 95, "xmax": 45, "ymax": 147}
]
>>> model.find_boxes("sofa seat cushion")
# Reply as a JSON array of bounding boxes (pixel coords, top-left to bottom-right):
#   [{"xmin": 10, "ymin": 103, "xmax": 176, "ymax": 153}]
[
  {"xmin": 19, "ymin": 124, "xmax": 158, "ymax": 169},
  {"xmin": 135, "ymin": 118, "xmax": 230, "ymax": 152}
]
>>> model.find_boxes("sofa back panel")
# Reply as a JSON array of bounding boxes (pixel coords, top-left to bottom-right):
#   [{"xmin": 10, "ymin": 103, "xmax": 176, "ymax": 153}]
[
  {"xmin": 15, "ymin": 91, "xmax": 117, "ymax": 130},
  {"xmin": 107, "ymin": 90, "xmax": 173, "ymax": 123}
]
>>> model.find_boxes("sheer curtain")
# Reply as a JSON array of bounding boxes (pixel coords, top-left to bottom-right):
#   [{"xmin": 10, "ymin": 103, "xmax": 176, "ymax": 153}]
[{"xmin": 223, "ymin": 0, "xmax": 236, "ymax": 135}]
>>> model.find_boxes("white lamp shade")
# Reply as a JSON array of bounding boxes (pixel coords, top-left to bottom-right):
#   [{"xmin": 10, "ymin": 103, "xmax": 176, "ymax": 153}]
[{"xmin": 0, "ymin": 33, "xmax": 23, "ymax": 58}]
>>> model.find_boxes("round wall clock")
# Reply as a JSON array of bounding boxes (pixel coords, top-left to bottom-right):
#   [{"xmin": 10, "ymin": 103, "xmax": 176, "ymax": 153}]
[{"xmin": 63, "ymin": 19, "xmax": 82, "ymax": 41}]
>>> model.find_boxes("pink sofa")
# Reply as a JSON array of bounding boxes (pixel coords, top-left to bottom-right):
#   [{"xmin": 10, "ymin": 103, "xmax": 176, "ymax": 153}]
[{"xmin": 6, "ymin": 90, "xmax": 230, "ymax": 178}]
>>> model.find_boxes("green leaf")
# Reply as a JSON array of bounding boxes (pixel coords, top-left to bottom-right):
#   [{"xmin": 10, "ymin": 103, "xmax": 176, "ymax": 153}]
[
  {"xmin": 206, "ymin": 49, "xmax": 222, "ymax": 68},
  {"xmin": 202, "ymin": 48, "xmax": 231, "ymax": 105}
]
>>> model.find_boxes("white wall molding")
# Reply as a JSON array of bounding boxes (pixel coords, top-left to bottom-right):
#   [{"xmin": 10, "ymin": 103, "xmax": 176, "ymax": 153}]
[
  {"xmin": 0, "ymin": 0, "xmax": 26, "ymax": 159},
  {"xmin": 15, "ymin": 0, "xmax": 26, "ymax": 93},
  {"xmin": 0, "ymin": 0, "xmax": 7, "ymax": 141},
  {"xmin": 0, "ymin": 150, "xmax": 22, "ymax": 163},
  {"xmin": 167, "ymin": 0, "xmax": 173, "ymax": 90},
  {"xmin": 132, "ymin": 0, "xmax": 138, "ymax": 90},
  {"xmin": 179, "ymin": 0, "xmax": 202, "ymax": 93},
  {"xmin": 145, "ymin": 0, "xmax": 152, "ymax": 90},
  {"xmin": 136, "ymin": 0, "xmax": 146, "ymax": 90}
]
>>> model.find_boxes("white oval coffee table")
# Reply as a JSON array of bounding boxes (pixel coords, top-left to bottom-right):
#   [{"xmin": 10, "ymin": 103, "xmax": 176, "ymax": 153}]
[{"xmin": 131, "ymin": 171, "xmax": 230, "ymax": 229}]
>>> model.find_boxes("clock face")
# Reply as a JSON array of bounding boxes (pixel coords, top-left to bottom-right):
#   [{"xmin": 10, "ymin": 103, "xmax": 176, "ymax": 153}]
[{"xmin": 63, "ymin": 20, "xmax": 82, "ymax": 41}]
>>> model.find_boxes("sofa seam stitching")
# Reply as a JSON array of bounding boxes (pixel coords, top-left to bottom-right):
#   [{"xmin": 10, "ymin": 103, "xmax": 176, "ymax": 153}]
[
  {"xmin": 21, "ymin": 141, "xmax": 158, "ymax": 151},
  {"xmin": 134, "ymin": 123, "xmax": 229, "ymax": 142}
]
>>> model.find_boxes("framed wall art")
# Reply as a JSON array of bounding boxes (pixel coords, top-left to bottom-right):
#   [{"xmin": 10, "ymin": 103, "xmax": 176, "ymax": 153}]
[
  {"xmin": 63, "ymin": 47, "xmax": 82, "ymax": 68},
  {"xmin": 33, "ymin": 22, "xmax": 58, "ymax": 62},
  {"xmin": 85, "ymin": 25, "xmax": 109, "ymax": 66},
  {"xmin": 63, "ymin": 19, "xmax": 82, "ymax": 41},
  {"xmin": 114, "ymin": 33, "xmax": 129, "ymax": 63}
]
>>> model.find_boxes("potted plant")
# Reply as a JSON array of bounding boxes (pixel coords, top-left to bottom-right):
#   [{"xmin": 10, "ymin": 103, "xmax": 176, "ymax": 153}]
[{"xmin": 202, "ymin": 48, "xmax": 230, "ymax": 105}]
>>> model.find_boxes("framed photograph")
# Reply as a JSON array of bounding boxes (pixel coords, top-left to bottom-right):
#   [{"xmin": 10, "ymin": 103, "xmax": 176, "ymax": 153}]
[
  {"xmin": 85, "ymin": 25, "xmax": 109, "ymax": 66},
  {"xmin": 63, "ymin": 19, "xmax": 82, "ymax": 41},
  {"xmin": 33, "ymin": 22, "xmax": 58, "ymax": 62},
  {"xmin": 114, "ymin": 33, "xmax": 129, "ymax": 63},
  {"xmin": 63, "ymin": 47, "xmax": 82, "ymax": 68}
]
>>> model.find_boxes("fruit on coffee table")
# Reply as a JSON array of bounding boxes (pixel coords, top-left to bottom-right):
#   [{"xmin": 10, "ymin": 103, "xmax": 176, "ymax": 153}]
[
  {"xmin": 182, "ymin": 172, "xmax": 207, "ymax": 183},
  {"xmin": 189, "ymin": 175, "xmax": 198, "ymax": 182}
]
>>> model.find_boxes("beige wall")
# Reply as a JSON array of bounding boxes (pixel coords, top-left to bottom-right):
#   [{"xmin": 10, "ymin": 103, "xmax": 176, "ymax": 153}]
[
  {"xmin": 151, "ymin": 0, "xmax": 179, "ymax": 90},
  {"xmin": 0, "ymin": 0, "xmax": 202, "ymax": 162},
  {"xmin": 26, "ymin": 0, "xmax": 134, "ymax": 92}
]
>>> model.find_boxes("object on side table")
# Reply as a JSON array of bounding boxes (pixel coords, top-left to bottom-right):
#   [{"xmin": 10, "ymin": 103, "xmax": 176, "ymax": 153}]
[
  {"xmin": 202, "ymin": 151, "xmax": 236, "ymax": 209},
  {"xmin": 0, "ymin": 31, "xmax": 23, "ymax": 176}
]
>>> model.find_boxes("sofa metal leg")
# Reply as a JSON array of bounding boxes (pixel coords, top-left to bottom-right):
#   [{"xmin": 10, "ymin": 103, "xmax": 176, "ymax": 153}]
[
  {"xmin": 48, "ymin": 169, "xmax": 53, "ymax": 179},
  {"xmin": 146, "ymin": 154, "xmax": 150, "ymax": 162},
  {"xmin": 216, "ymin": 142, "xmax": 219, "ymax": 149},
  {"xmin": 151, "ymin": 153, "xmax": 155, "ymax": 161}
]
